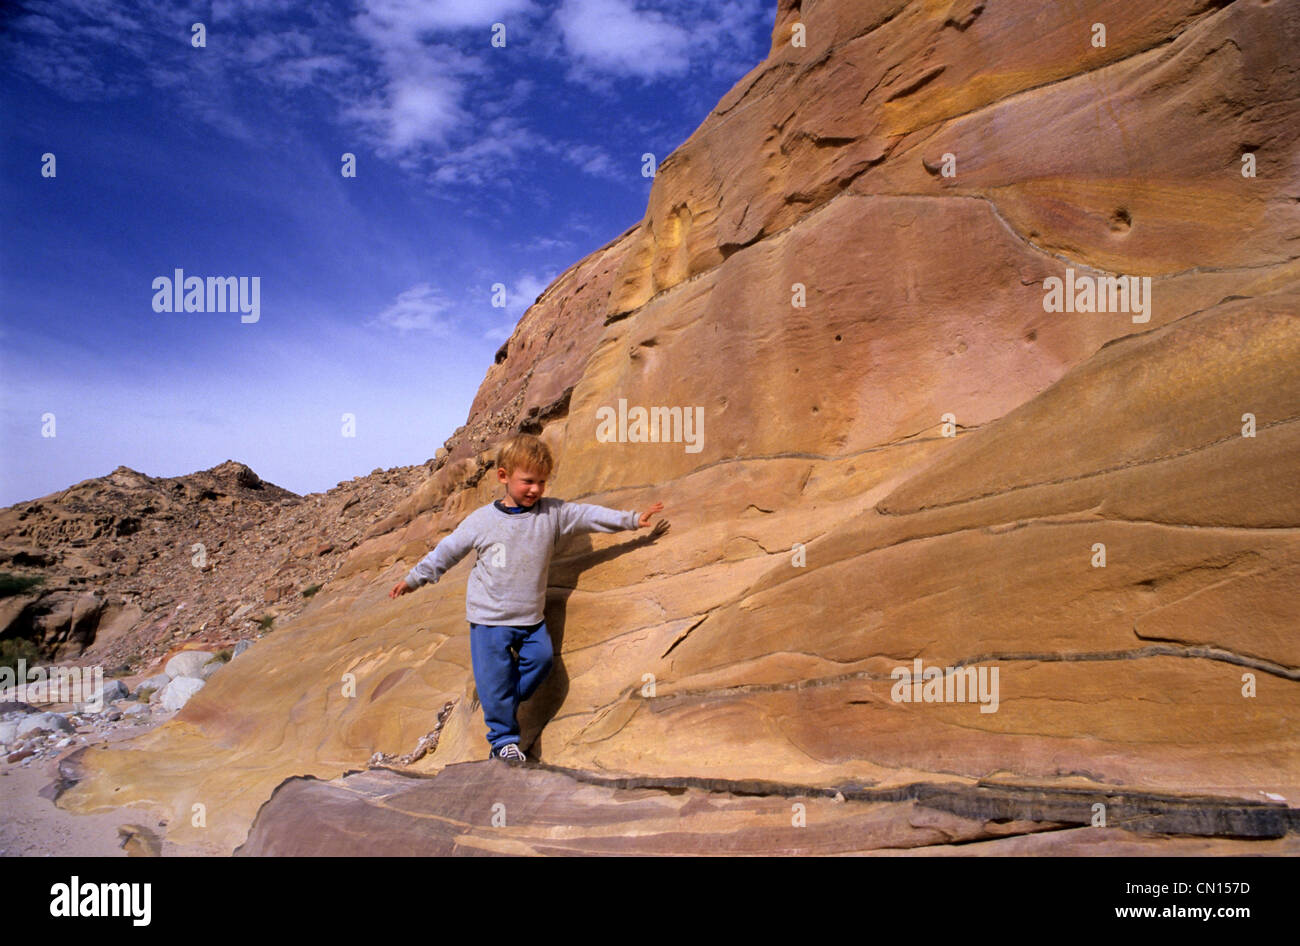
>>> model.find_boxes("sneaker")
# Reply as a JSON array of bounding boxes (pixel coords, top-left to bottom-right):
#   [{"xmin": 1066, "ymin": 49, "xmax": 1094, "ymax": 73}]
[{"xmin": 494, "ymin": 743, "xmax": 527, "ymax": 765}]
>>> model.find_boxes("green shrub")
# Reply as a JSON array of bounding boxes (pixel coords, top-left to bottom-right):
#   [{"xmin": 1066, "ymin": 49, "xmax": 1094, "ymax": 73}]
[
  {"xmin": 0, "ymin": 637, "xmax": 43, "ymax": 674},
  {"xmin": 0, "ymin": 572, "xmax": 44, "ymax": 598},
  {"xmin": 302, "ymin": 583, "xmax": 322, "ymax": 598},
  {"xmin": 256, "ymin": 614, "xmax": 274, "ymax": 632}
]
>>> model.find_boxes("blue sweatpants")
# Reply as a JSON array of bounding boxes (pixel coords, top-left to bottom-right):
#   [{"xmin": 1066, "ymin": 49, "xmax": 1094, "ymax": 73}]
[{"xmin": 468, "ymin": 619, "xmax": 554, "ymax": 752}]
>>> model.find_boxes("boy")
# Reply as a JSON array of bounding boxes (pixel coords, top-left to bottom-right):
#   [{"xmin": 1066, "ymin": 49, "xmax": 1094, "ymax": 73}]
[{"xmin": 389, "ymin": 433, "xmax": 666, "ymax": 764}]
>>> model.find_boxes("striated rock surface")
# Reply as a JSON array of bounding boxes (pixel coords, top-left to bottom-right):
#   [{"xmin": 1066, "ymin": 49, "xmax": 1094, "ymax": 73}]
[
  {"xmin": 235, "ymin": 762, "xmax": 1300, "ymax": 856},
  {"xmin": 51, "ymin": 0, "xmax": 1300, "ymax": 854}
]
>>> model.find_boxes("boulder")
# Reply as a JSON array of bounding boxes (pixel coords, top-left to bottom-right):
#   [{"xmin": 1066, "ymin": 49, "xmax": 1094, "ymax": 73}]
[
  {"xmin": 133, "ymin": 674, "xmax": 170, "ymax": 700},
  {"xmin": 159, "ymin": 676, "xmax": 205, "ymax": 712},
  {"xmin": 198, "ymin": 659, "xmax": 226, "ymax": 680},
  {"xmin": 78, "ymin": 678, "xmax": 128, "ymax": 710},
  {"xmin": 16, "ymin": 712, "xmax": 73, "ymax": 738},
  {"xmin": 164, "ymin": 651, "xmax": 217, "ymax": 679}
]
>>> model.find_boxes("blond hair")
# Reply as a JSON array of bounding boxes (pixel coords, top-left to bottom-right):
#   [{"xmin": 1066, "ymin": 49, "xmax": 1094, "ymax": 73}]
[{"xmin": 495, "ymin": 433, "xmax": 553, "ymax": 479}]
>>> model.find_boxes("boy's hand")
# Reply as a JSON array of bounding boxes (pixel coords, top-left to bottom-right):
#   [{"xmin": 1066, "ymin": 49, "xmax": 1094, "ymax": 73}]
[
  {"xmin": 389, "ymin": 579, "xmax": 413, "ymax": 598},
  {"xmin": 638, "ymin": 502, "xmax": 667, "ymax": 531}
]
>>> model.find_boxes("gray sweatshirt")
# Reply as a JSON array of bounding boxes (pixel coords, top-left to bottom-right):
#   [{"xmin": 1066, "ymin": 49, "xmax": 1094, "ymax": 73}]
[{"xmin": 403, "ymin": 496, "xmax": 640, "ymax": 626}]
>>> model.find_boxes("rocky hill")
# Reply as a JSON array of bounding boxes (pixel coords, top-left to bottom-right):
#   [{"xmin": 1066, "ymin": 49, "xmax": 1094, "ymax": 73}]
[
  {"xmin": 0, "ymin": 459, "xmax": 432, "ymax": 673},
  {"xmin": 43, "ymin": 0, "xmax": 1300, "ymax": 854}
]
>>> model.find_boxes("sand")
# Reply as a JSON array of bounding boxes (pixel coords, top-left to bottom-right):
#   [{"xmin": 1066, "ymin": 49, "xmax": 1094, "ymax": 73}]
[{"xmin": 0, "ymin": 712, "xmax": 228, "ymax": 857}]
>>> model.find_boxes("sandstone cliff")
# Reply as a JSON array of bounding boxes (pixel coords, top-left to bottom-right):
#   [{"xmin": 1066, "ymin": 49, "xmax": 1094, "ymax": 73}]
[{"xmin": 51, "ymin": 0, "xmax": 1300, "ymax": 854}]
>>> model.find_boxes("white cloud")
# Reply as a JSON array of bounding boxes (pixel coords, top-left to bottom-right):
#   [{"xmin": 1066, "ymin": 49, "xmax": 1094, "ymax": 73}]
[
  {"xmin": 12, "ymin": 14, "xmax": 61, "ymax": 37},
  {"xmin": 565, "ymin": 142, "xmax": 621, "ymax": 179},
  {"xmin": 211, "ymin": 0, "xmax": 304, "ymax": 22},
  {"xmin": 240, "ymin": 30, "xmax": 314, "ymax": 65},
  {"xmin": 514, "ymin": 235, "xmax": 574, "ymax": 253},
  {"xmin": 482, "ymin": 270, "xmax": 558, "ymax": 341},
  {"xmin": 428, "ymin": 116, "xmax": 546, "ymax": 187},
  {"xmin": 356, "ymin": 0, "xmax": 536, "ymax": 34},
  {"xmin": 343, "ymin": 0, "xmax": 539, "ymax": 156},
  {"xmin": 348, "ymin": 72, "xmax": 469, "ymax": 153},
  {"xmin": 271, "ymin": 53, "xmax": 352, "ymax": 87},
  {"xmin": 369, "ymin": 283, "xmax": 456, "ymax": 334},
  {"xmin": 553, "ymin": 0, "xmax": 693, "ymax": 80},
  {"xmin": 0, "ymin": 0, "xmax": 772, "ymax": 191},
  {"xmin": 508, "ymin": 272, "xmax": 556, "ymax": 316}
]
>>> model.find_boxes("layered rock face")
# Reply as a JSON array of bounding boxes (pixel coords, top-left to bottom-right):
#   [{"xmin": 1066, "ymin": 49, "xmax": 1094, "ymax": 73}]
[{"xmin": 59, "ymin": 0, "xmax": 1300, "ymax": 853}]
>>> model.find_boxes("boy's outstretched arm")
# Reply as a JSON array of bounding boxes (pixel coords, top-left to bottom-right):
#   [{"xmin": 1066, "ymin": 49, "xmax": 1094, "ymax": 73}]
[
  {"xmin": 389, "ymin": 518, "xmax": 475, "ymax": 598},
  {"xmin": 557, "ymin": 499, "xmax": 667, "ymax": 538}
]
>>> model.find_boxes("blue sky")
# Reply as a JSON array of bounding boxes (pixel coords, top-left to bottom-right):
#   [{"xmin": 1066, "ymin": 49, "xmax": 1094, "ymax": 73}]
[{"xmin": 0, "ymin": 0, "xmax": 774, "ymax": 507}]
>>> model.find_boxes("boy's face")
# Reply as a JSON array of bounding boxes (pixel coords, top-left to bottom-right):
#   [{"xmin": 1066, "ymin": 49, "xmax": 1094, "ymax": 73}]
[{"xmin": 498, "ymin": 465, "xmax": 546, "ymax": 507}]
